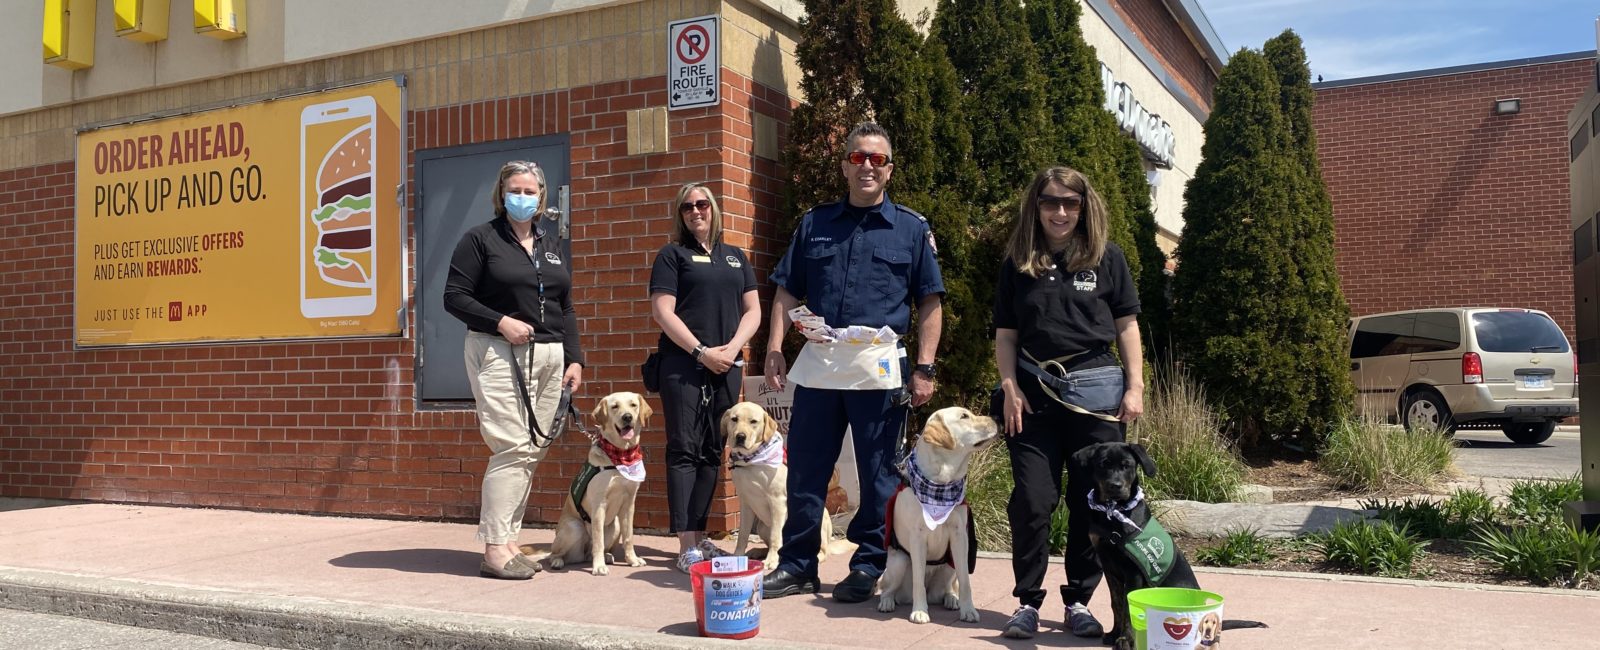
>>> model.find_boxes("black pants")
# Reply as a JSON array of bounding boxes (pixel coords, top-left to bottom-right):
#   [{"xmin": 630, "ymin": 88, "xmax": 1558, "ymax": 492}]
[
  {"xmin": 1007, "ymin": 400, "xmax": 1124, "ymax": 609},
  {"xmin": 659, "ymin": 351, "xmax": 740, "ymax": 534}
]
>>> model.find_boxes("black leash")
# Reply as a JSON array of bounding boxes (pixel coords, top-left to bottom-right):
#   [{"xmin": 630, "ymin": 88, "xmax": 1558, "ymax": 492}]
[
  {"xmin": 891, "ymin": 383, "xmax": 918, "ymax": 480},
  {"xmin": 506, "ymin": 345, "xmax": 559, "ymax": 449}
]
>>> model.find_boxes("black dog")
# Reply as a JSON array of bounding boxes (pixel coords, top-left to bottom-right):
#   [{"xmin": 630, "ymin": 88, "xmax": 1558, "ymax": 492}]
[{"xmin": 1072, "ymin": 441, "xmax": 1265, "ymax": 649}]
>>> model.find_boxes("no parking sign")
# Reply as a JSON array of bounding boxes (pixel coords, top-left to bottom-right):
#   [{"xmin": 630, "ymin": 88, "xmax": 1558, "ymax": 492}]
[{"xmin": 668, "ymin": 15, "xmax": 719, "ymax": 110}]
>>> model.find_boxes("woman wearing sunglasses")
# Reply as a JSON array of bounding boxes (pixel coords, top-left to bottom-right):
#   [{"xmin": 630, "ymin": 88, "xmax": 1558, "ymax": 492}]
[
  {"xmin": 443, "ymin": 160, "xmax": 584, "ymax": 580},
  {"xmin": 648, "ymin": 182, "xmax": 761, "ymax": 572},
  {"xmin": 993, "ymin": 166, "xmax": 1144, "ymax": 639}
]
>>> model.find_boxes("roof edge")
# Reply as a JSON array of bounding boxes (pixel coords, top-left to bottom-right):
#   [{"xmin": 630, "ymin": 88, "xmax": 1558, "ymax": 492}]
[
  {"xmin": 1313, "ymin": 50, "xmax": 1597, "ymax": 90},
  {"xmin": 1164, "ymin": 0, "xmax": 1230, "ymax": 72}
]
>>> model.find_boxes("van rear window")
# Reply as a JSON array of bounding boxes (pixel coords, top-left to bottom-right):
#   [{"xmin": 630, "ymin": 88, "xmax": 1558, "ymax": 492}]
[{"xmin": 1471, "ymin": 312, "xmax": 1570, "ymax": 353}]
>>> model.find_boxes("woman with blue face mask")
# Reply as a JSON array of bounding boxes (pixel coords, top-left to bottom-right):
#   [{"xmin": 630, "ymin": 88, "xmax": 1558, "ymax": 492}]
[{"xmin": 444, "ymin": 160, "xmax": 585, "ymax": 580}]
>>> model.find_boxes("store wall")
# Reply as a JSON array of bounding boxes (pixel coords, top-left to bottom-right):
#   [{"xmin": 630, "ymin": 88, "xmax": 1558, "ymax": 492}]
[
  {"xmin": 1314, "ymin": 57, "xmax": 1593, "ymax": 338},
  {"xmin": 0, "ymin": 0, "xmax": 799, "ymax": 532}
]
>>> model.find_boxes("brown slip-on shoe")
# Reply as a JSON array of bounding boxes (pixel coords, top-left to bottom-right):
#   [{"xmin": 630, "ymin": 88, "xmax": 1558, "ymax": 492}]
[{"xmin": 479, "ymin": 556, "xmax": 538, "ymax": 580}]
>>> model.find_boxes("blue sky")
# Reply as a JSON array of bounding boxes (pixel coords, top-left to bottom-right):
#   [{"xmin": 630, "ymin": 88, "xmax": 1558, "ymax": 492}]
[{"xmin": 1198, "ymin": 0, "xmax": 1598, "ymax": 81}]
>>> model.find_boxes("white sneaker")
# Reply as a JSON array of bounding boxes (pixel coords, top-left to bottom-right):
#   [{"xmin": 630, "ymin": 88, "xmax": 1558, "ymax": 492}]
[{"xmin": 675, "ymin": 547, "xmax": 705, "ymax": 573}]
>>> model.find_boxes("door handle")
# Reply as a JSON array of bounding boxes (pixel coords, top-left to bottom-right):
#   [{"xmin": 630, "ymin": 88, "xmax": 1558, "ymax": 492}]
[{"xmin": 1350, "ymin": 361, "xmax": 1361, "ymax": 371}]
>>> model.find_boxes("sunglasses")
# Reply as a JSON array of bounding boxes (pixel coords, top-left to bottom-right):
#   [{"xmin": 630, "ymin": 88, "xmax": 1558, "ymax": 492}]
[
  {"xmin": 679, "ymin": 199, "xmax": 713, "ymax": 214},
  {"xmin": 845, "ymin": 151, "xmax": 892, "ymax": 167},
  {"xmin": 1038, "ymin": 193, "xmax": 1084, "ymax": 212}
]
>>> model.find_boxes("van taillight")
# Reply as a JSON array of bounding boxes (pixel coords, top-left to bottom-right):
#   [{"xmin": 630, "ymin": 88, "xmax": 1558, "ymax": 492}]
[{"xmin": 1463, "ymin": 352, "xmax": 1483, "ymax": 384}]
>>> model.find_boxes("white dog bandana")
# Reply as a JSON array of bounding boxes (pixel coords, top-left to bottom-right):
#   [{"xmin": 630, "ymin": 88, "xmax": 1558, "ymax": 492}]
[{"xmin": 728, "ymin": 433, "xmax": 784, "ymax": 468}]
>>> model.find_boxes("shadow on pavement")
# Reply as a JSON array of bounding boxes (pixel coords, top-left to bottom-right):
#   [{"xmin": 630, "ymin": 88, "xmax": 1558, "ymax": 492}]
[{"xmin": 327, "ymin": 548, "xmax": 482, "ymax": 577}]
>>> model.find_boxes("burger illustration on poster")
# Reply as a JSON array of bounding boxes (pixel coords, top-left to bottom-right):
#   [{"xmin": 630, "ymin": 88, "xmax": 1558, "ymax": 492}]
[{"xmin": 300, "ymin": 96, "xmax": 378, "ymax": 318}]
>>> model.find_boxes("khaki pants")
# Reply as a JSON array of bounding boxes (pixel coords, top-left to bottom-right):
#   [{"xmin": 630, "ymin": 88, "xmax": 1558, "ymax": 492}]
[{"xmin": 465, "ymin": 332, "xmax": 563, "ymax": 544}]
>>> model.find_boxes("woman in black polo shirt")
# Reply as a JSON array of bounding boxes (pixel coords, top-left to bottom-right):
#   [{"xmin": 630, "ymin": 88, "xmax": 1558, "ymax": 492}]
[
  {"xmin": 994, "ymin": 166, "xmax": 1144, "ymax": 639},
  {"xmin": 444, "ymin": 160, "xmax": 584, "ymax": 580},
  {"xmin": 648, "ymin": 183, "xmax": 760, "ymax": 572}
]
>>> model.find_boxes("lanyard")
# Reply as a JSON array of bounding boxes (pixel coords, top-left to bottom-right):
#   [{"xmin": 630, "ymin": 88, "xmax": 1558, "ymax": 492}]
[{"xmin": 524, "ymin": 228, "xmax": 546, "ymax": 324}]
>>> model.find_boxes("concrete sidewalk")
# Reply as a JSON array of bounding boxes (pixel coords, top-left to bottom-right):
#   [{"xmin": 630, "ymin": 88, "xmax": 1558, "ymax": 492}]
[{"xmin": 2, "ymin": 502, "xmax": 1595, "ymax": 649}]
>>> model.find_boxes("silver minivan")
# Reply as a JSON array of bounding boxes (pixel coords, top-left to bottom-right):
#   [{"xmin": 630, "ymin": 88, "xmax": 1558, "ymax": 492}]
[{"xmin": 1347, "ymin": 307, "xmax": 1577, "ymax": 444}]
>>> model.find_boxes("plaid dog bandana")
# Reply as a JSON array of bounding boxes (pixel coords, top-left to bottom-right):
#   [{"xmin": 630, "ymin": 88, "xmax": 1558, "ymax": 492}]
[
  {"xmin": 906, "ymin": 449, "xmax": 966, "ymax": 530},
  {"xmin": 728, "ymin": 433, "xmax": 784, "ymax": 468},
  {"xmin": 1086, "ymin": 486, "xmax": 1146, "ymax": 533}
]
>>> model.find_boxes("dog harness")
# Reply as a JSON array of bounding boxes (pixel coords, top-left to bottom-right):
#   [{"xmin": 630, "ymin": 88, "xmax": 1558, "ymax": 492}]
[
  {"xmin": 727, "ymin": 433, "xmax": 784, "ymax": 469},
  {"xmin": 1087, "ymin": 488, "xmax": 1176, "ymax": 584},
  {"xmin": 884, "ymin": 451, "xmax": 977, "ymax": 569},
  {"xmin": 568, "ymin": 439, "xmax": 646, "ymax": 523}
]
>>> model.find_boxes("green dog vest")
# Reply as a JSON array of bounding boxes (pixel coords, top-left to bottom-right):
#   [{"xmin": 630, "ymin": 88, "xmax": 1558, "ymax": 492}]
[{"xmin": 1118, "ymin": 518, "xmax": 1176, "ymax": 584}]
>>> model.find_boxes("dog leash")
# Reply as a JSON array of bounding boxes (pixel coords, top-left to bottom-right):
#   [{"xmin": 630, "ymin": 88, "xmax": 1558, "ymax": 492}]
[{"xmin": 506, "ymin": 344, "xmax": 558, "ymax": 449}]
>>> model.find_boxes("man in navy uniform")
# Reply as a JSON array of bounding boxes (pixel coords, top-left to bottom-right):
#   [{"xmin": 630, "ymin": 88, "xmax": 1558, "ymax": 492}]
[{"xmin": 761, "ymin": 122, "xmax": 945, "ymax": 603}]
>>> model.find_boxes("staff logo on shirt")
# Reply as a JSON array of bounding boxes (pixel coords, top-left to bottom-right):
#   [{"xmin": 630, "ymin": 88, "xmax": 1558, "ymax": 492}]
[
  {"xmin": 725, "ymin": 255, "xmax": 743, "ymax": 268},
  {"xmin": 544, "ymin": 251, "xmax": 562, "ymax": 265},
  {"xmin": 1072, "ymin": 270, "xmax": 1097, "ymax": 292}
]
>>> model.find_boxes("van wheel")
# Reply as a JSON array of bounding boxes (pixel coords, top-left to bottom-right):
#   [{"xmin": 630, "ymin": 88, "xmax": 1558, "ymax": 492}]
[
  {"xmin": 1402, "ymin": 389, "xmax": 1455, "ymax": 435},
  {"xmin": 1503, "ymin": 421, "xmax": 1556, "ymax": 445}
]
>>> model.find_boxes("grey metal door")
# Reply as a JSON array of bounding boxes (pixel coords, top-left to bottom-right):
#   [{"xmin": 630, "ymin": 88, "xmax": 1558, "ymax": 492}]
[{"xmin": 416, "ymin": 135, "xmax": 570, "ymax": 402}]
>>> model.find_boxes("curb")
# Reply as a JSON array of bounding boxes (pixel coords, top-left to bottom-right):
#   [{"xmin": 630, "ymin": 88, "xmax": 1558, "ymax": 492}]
[{"xmin": 0, "ymin": 567, "xmax": 798, "ymax": 650}]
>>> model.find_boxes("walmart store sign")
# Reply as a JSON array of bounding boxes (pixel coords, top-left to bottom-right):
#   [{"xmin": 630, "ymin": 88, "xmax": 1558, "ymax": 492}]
[{"xmin": 1101, "ymin": 63, "xmax": 1176, "ymax": 168}]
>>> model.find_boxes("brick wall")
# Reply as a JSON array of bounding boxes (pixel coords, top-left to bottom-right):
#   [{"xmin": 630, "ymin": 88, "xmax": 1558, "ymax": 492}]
[
  {"xmin": 0, "ymin": 69, "xmax": 794, "ymax": 533},
  {"xmin": 1314, "ymin": 59, "xmax": 1592, "ymax": 339},
  {"xmin": 1108, "ymin": 0, "xmax": 1217, "ymax": 110}
]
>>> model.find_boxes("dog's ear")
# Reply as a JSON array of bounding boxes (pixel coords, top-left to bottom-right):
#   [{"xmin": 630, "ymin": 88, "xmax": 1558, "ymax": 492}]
[
  {"xmin": 721, "ymin": 409, "xmax": 737, "ymax": 437},
  {"xmin": 639, "ymin": 399, "xmax": 654, "ymax": 426},
  {"xmin": 763, "ymin": 411, "xmax": 779, "ymax": 442},
  {"xmin": 1070, "ymin": 443, "xmax": 1101, "ymax": 473},
  {"xmin": 920, "ymin": 412, "xmax": 957, "ymax": 450},
  {"xmin": 590, "ymin": 398, "xmax": 608, "ymax": 422},
  {"xmin": 1129, "ymin": 443, "xmax": 1157, "ymax": 478}
]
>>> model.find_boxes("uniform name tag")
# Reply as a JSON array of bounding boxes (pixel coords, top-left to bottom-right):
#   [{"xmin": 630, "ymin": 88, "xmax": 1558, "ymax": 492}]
[{"xmin": 691, "ymin": 255, "xmax": 712, "ymax": 263}]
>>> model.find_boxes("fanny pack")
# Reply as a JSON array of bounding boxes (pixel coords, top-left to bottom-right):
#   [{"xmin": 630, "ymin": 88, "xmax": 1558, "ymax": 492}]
[
  {"xmin": 1016, "ymin": 348, "xmax": 1124, "ymax": 422},
  {"xmin": 640, "ymin": 352, "xmax": 662, "ymax": 393}
]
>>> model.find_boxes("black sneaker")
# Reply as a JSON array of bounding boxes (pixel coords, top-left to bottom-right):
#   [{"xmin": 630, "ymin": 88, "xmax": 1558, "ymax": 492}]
[
  {"xmin": 762, "ymin": 569, "xmax": 821, "ymax": 599},
  {"xmin": 1067, "ymin": 602, "xmax": 1104, "ymax": 637},
  {"xmin": 1002, "ymin": 605, "xmax": 1040, "ymax": 639},
  {"xmin": 831, "ymin": 570, "xmax": 878, "ymax": 603}
]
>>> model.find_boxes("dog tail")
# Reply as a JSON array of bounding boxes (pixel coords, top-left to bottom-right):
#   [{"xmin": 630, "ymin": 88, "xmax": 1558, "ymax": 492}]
[{"xmin": 1221, "ymin": 620, "xmax": 1269, "ymax": 630}]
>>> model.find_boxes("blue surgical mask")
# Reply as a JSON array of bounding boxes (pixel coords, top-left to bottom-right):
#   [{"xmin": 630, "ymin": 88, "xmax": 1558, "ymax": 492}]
[{"xmin": 505, "ymin": 193, "xmax": 541, "ymax": 222}]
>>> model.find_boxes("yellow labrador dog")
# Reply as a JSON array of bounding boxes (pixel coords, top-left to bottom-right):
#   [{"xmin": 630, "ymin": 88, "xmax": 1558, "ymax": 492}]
[
  {"xmin": 722, "ymin": 402, "xmax": 849, "ymax": 570},
  {"xmin": 542, "ymin": 392, "xmax": 652, "ymax": 576},
  {"xmin": 876, "ymin": 406, "xmax": 999, "ymax": 624}
]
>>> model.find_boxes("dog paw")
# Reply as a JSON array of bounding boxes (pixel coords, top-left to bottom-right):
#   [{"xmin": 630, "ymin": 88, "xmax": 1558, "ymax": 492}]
[
  {"xmin": 626, "ymin": 555, "xmax": 646, "ymax": 567},
  {"xmin": 603, "ymin": 552, "xmax": 616, "ymax": 565},
  {"xmin": 590, "ymin": 563, "xmax": 610, "ymax": 576},
  {"xmin": 1109, "ymin": 635, "xmax": 1133, "ymax": 650},
  {"xmin": 941, "ymin": 593, "xmax": 960, "ymax": 610},
  {"xmin": 909, "ymin": 609, "xmax": 931, "ymax": 625},
  {"xmin": 549, "ymin": 557, "xmax": 566, "ymax": 569},
  {"xmin": 958, "ymin": 606, "xmax": 979, "ymax": 623},
  {"xmin": 762, "ymin": 556, "xmax": 779, "ymax": 572},
  {"xmin": 876, "ymin": 595, "xmax": 897, "ymax": 612}
]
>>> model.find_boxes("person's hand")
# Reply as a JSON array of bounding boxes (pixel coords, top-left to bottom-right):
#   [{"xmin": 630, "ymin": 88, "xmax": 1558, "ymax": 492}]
[
  {"xmin": 700, "ymin": 345, "xmax": 737, "ymax": 374},
  {"xmin": 1118, "ymin": 385, "xmax": 1144, "ymax": 423},
  {"xmin": 764, "ymin": 350, "xmax": 787, "ymax": 390},
  {"xmin": 563, "ymin": 363, "xmax": 583, "ymax": 392},
  {"xmin": 908, "ymin": 371, "xmax": 934, "ymax": 407},
  {"xmin": 1002, "ymin": 379, "xmax": 1032, "ymax": 436},
  {"xmin": 496, "ymin": 315, "xmax": 535, "ymax": 345}
]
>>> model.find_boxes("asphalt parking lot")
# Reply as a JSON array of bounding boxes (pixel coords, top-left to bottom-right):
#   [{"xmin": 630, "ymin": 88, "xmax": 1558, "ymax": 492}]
[{"xmin": 1451, "ymin": 426, "xmax": 1582, "ymax": 482}]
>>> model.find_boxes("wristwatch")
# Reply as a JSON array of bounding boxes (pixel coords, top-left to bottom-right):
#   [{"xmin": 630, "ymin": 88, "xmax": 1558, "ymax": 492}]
[
  {"xmin": 913, "ymin": 363, "xmax": 938, "ymax": 380},
  {"xmin": 693, "ymin": 345, "xmax": 707, "ymax": 359}
]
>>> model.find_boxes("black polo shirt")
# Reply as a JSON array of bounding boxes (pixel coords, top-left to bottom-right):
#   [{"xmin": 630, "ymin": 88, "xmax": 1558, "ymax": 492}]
[
  {"xmin": 994, "ymin": 242, "xmax": 1139, "ymax": 387},
  {"xmin": 649, "ymin": 240, "xmax": 757, "ymax": 354},
  {"xmin": 443, "ymin": 217, "xmax": 584, "ymax": 366}
]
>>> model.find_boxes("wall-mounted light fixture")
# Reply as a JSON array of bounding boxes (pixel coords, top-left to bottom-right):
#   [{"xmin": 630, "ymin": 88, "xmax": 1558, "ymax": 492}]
[
  {"xmin": 115, "ymin": 0, "xmax": 170, "ymax": 43},
  {"xmin": 1494, "ymin": 98, "xmax": 1522, "ymax": 115},
  {"xmin": 43, "ymin": 0, "xmax": 96, "ymax": 70}
]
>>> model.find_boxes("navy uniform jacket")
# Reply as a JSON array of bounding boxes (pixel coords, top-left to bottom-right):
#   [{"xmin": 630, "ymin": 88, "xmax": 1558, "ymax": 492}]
[{"xmin": 769, "ymin": 196, "xmax": 945, "ymax": 334}]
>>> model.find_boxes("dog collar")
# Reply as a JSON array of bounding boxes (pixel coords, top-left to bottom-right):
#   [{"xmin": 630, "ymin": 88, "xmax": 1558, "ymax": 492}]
[
  {"xmin": 1086, "ymin": 487, "xmax": 1145, "ymax": 533},
  {"xmin": 728, "ymin": 433, "xmax": 784, "ymax": 468}
]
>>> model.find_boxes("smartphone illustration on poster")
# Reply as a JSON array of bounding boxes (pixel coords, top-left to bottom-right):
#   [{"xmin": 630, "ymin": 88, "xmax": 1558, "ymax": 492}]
[{"xmin": 300, "ymin": 96, "xmax": 378, "ymax": 319}]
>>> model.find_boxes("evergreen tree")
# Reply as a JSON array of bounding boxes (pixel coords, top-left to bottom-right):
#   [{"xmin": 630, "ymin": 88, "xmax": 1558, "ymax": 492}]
[
  {"xmin": 1170, "ymin": 49, "xmax": 1311, "ymax": 448},
  {"xmin": 1265, "ymin": 30, "xmax": 1354, "ymax": 441},
  {"xmin": 781, "ymin": 0, "xmax": 875, "ymax": 223},
  {"xmin": 933, "ymin": 0, "xmax": 1052, "ymax": 207}
]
